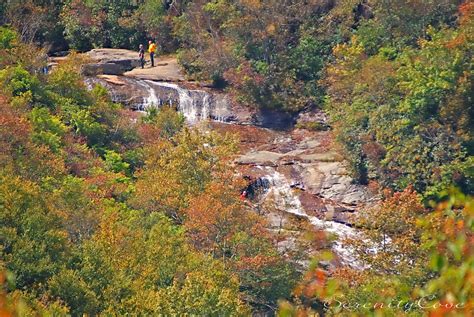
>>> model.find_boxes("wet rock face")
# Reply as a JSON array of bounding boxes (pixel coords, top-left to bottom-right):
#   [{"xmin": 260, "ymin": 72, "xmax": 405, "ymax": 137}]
[
  {"xmin": 242, "ymin": 177, "xmax": 271, "ymax": 200},
  {"xmin": 80, "ymin": 49, "xmax": 266, "ymax": 124},
  {"xmin": 85, "ymin": 76, "xmax": 179, "ymax": 108},
  {"xmin": 253, "ymin": 108, "xmax": 296, "ymax": 130},
  {"xmin": 230, "ymin": 127, "xmax": 374, "ymax": 267},
  {"xmin": 86, "ymin": 75, "xmax": 252, "ymax": 123},
  {"xmin": 234, "ymin": 128, "xmax": 373, "ymax": 224}
]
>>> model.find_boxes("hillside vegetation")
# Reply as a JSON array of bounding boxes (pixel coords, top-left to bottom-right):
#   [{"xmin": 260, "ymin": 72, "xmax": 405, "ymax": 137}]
[{"xmin": 0, "ymin": 1, "xmax": 473, "ymax": 316}]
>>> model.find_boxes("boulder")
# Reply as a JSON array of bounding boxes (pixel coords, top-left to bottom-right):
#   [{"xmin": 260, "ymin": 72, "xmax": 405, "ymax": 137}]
[
  {"xmin": 296, "ymin": 107, "xmax": 330, "ymax": 130},
  {"xmin": 108, "ymin": 58, "xmax": 140, "ymax": 70},
  {"xmin": 86, "ymin": 48, "xmax": 140, "ymax": 63},
  {"xmin": 82, "ymin": 49, "xmax": 141, "ymax": 76},
  {"xmin": 87, "ymin": 76, "xmax": 181, "ymax": 109},
  {"xmin": 81, "ymin": 63, "xmax": 125, "ymax": 76},
  {"xmin": 298, "ymin": 152, "xmax": 342, "ymax": 163}
]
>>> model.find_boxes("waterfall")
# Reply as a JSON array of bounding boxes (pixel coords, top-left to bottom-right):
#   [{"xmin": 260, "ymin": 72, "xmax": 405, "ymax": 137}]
[
  {"xmin": 137, "ymin": 80, "xmax": 160, "ymax": 110},
  {"xmin": 201, "ymin": 94, "xmax": 210, "ymax": 121},
  {"xmin": 263, "ymin": 170, "xmax": 307, "ymax": 217},
  {"xmin": 260, "ymin": 167, "xmax": 361, "ymax": 267},
  {"xmin": 85, "ymin": 76, "xmax": 232, "ymax": 123},
  {"xmin": 145, "ymin": 81, "xmax": 212, "ymax": 123},
  {"xmin": 212, "ymin": 95, "xmax": 233, "ymax": 122}
]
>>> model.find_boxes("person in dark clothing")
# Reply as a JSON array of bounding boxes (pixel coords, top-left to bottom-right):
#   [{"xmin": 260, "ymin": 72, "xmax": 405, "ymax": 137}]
[{"xmin": 138, "ymin": 44, "xmax": 145, "ymax": 69}]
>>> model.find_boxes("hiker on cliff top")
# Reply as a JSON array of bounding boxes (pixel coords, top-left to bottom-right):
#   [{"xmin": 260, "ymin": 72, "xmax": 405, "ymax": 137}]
[
  {"xmin": 138, "ymin": 44, "xmax": 145, "ymax": 69},
  {"xmin": 148, "ymin": 40, "xmax": 157, "ymax": 67}
]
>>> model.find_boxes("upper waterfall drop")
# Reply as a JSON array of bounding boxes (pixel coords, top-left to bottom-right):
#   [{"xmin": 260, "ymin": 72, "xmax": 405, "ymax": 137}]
[
  {"xmin": 84, "ymin": 73, "xmax": 236, "ymax": 123},
  {"xmin": 143, "ymin": 80, "xmax": 213, "ymax": 123},
  {"xmin": 137, "ymin": 80, "xmax": 160, "ymax": 109}
]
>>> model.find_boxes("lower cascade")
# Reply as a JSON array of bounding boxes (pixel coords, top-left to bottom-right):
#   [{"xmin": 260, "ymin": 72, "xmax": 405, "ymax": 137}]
[{"xmin": 254, "ymin": 167, "xmax": 361, "ymax": 267}]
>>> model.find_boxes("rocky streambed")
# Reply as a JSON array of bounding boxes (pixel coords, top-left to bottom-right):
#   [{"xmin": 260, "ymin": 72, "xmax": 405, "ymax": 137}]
[
  {"xmin": 211, "ymin": 122, "xmax": 374, "ymax": 267},
  {"xmin": 72, "ymin": 48, "xmax": 375, "ymax": 268}
]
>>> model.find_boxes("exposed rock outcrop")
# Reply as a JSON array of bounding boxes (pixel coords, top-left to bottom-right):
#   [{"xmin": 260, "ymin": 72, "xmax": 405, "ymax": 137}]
[
  {"xmin": 125, "ymin": 57, "xmax": 185, "ymax": 82},
  {"xmin": 86, "ymin": 76, "xmax": 180, "ymax": 108},
  {"xmin": 231, "ymin": 127, "xmax": 373, "ymax": 225},
  {"xmin": 82, "ymin": 49, "xmax": 141, "ymax": 76},
  {"xmin": 86, "ymin": 48, "xmax": 140, "ymax": 62},
  {"xmin": 81, "ymin": 49, "xmax": 308, "ymax": 127}
]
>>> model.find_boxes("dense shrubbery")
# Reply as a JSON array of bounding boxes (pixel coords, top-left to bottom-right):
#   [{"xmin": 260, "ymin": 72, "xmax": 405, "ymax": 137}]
[
  {"xmin": 323, "ymin": 1, "xmax": 473, "ymax": 199},
  {"xmin": 60, "ymin": 0, "xmax": 143, "ymax": 51},
  {"xmin": 173, "ymin": 0, "xmax": 472, "ymax": 199},
  {"xmin": 172, "ymin": 0, "xmax": 473, "ymax": 198},
  {"xmin": 0, "ymin": 0, "xmax": 181, "ymax": 52},
  {"xmin": 174, "ymin": 0, "xmax": 332, "ymax": 111}
]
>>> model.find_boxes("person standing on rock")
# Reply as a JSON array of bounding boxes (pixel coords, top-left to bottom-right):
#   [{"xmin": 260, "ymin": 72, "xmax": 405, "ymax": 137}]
[
  {"xmin": 148, "ymin": 40, "xmax": 157, "ymax": 67},
  {"xmin": 138, "ymin": 44, "xmax": 145, "ymax": 69}
]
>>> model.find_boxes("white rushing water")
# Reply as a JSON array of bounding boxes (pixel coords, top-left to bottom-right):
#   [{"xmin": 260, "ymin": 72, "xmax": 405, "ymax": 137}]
[
  {"xmin": 201, "ymin": 94, "xmax": 210, "ymax": 120},
  {"xmin": 87, "ymin": 76, "xmax": 232, "ymax": 123},
  {"xmin": 142, "ymin": 80, "xmax": 212, "ymax": 123},
  {"xmin": 260, "ymin": 167, "xmax": 361, "ymax": 266},
  {"xmin": 138, "ymin": 80, "xmax": 160, "ymax": 108}
]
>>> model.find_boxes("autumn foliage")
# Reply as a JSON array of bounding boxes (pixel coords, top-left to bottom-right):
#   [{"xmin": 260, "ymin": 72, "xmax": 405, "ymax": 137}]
[{"xmin": 0, "ymin": 1, "xmax": 473, "ymax": 316}]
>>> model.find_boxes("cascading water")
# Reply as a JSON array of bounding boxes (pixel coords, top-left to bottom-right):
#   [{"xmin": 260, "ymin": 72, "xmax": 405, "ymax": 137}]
[
  {"xmin": 262, "ymin": 169, "xmax": 307, "ymax": 217},
  {"xmin": 212, "ymin": 95, "xmax": 234, "ymax": 122},
  {"xmin": 259, "ymin": 166, "xmax": 361, "ymax": 267},
  {"xmin": 85, "ymin": 75, "xmax": 232, "ymax": 122},
  {"xmin": 201, "ymin": 94, "xmax": 210, "ymax": 121},
  {"xmin": 144, "ymin": 81, "xmax": 212, "ymax": 123},
  {"xmin": 137, "ymin": 80, "xmax": 160, "ymax": 110}
]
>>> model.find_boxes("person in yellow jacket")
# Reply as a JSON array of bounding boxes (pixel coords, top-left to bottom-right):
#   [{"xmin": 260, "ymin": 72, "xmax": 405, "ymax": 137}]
[{"xmin": 148, "ymin": 40, "xmax": 157, "ymax": 67}]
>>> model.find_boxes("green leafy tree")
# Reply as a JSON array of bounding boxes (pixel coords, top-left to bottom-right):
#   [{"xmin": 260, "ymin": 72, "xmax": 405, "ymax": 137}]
[
  {"xmin": 29, "ymin": 107, "xmax": 68, "ymax": 153},
  {"xmin": 0, "ymin": 174, "xmax": 69, "ymax": 290},
  {"xmin": 143, "ymin": 105, "xmax": 185, "ymax": 139}
]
